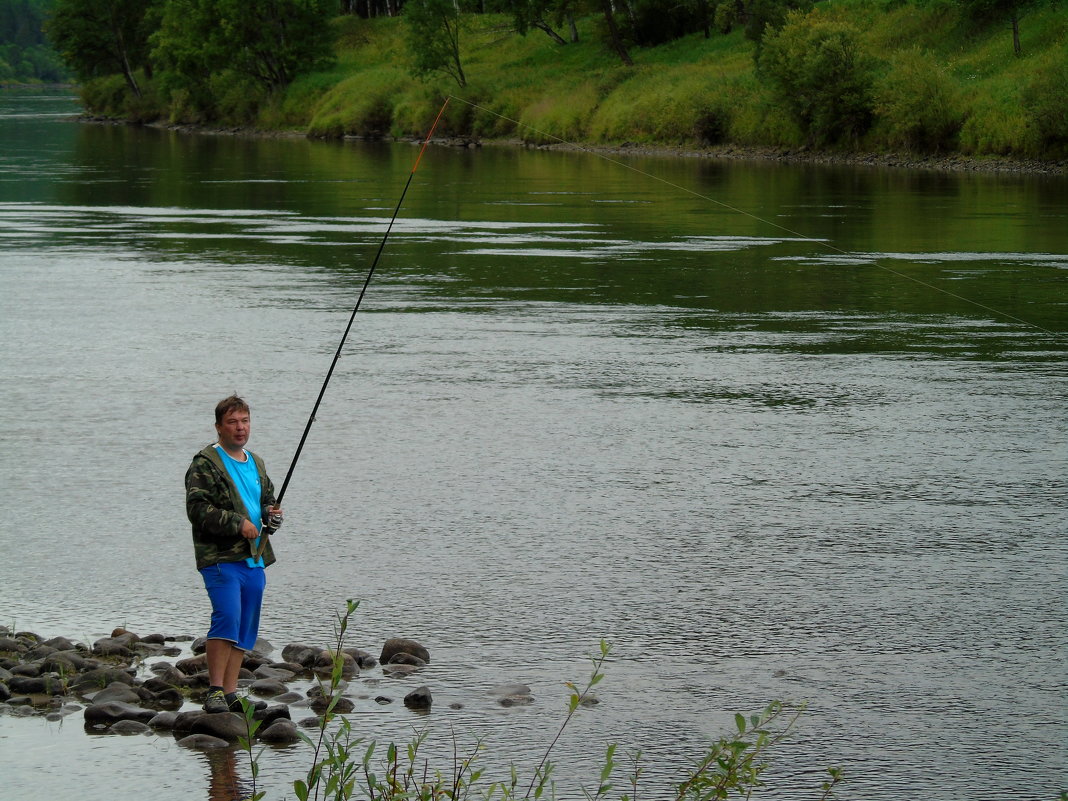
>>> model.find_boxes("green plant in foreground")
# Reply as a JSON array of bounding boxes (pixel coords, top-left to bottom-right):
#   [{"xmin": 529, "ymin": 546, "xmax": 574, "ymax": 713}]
[{"xmin": 277, "ymin": 601, "xmax": 843, "ymax": 801}]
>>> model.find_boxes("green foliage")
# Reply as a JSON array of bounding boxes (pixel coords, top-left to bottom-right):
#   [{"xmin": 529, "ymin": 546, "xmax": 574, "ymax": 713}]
[
  {"xmin": 1020, "ymin": 46, "xmax": 1068, "ymax": 154},
  {"xmin": 404, "ymin": 0, "xmax": 467, "ymax": 87},
  {"xmin": 618, "ymin": 0, "xmax": 713, "ymax": 47},
  {"xmin": 46, "ymin": 0, "xmax": 158, "ymax": 94},
  {"xmin": 759, "ymin": 8, "xmax": 875, "ymax": 146},
  {"xmin": 307, "ymin": 68, "xmax": 408, "ymax": 137},
  {"xmin": 0, "ymin": 0, "xmax": 70, "ymax": 82},
  {"xmin": 152, "ymin": 0, "xmax": 338, "ymax": 101},
  {"xmin": 873, "ymin": 47, "xmax": 963, "ymax": 151}
]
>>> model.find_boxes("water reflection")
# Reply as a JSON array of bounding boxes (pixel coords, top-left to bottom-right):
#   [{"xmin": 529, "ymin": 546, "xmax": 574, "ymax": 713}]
[{"xmin": 203, "ymin": 749, "xmax": 254, "ymax": 801}]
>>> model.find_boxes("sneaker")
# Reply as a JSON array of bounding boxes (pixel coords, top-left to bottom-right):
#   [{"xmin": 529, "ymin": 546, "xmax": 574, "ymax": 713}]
[
  {"xmin": 202, "ymin": 688, "xmax": 228, "ymax": 714},
  {"xmin": 226, "ymin": 692, "xmax": 267, "ymax": 713}
]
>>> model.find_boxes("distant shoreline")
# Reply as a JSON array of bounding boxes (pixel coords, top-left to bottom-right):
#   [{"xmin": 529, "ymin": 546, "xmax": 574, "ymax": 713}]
[{"xmin": 81, "ymin": 114, "xmax": 1068, "ymax": 177}]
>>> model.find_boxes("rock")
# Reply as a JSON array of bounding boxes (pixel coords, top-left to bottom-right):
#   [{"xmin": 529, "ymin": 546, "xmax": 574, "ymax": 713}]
[
  {"xmin": 0, "ymin": 637, "xmax": 28, "ymax": 654},
  {"xmin": 254, "ymin": 665, "xmax": 295, "ymax": 681},
  {"xmin": 110, "ymin": 719, "xmax": 152, "ymax": 735},
  {"xmin": 175, "ymin": 654, "xmax": 208, "ymax": 675},
  {"xmin": 8, "ymin": 675, "xmax": 65, "ymax": 696},
  {"xmin": 91, "ymin": 636, "xmax": 135, "ymax": 658},
  {"xmin": 342, "ymin": 648, "xmax": 377, "ymax": 669},
  {"xmin": 257, "ymin": 718, "xmax": 300, "ymax": 744},
  {"xmin": 83, "ymin": 701, "xmax": 157, "ymax": 726},
  {"xmin": 148, "ymin": 711, "xmax": 178, "ymax": 729},
  {"xmin": 281, "ymin": 643, "xmax": 319, "ymax": 667},
  {"xmin": 248, "ymin": 678, "xmax": 288, "ymax": 697},
  {"xmin": 256, "ymin": 706, "xmax": 292, "ymax": 728},
  {"xmin": 310, "ymin": 695, "xmax": 354, "ymax": 714},
  {"xmin": 380, "ymin": 638, "xmax": 430, "ymax": 665},
  {"xmin": 39, "ymin": 651, "xmax": 89, "ymax": 673},
  {"xmin": 149, "ymin": 687, "xmax": 184, "ymax": 709},
  {"xmin": 10, "ymin": 663, "xmax": 40, "ymax": 677},
  {"xmin": 404, "ymin": 686, "xmax": 432, "ymax": 710},
  {"xmin": 490, "ymin": 684, "xmax": 532, "ymax": 697},
  {"xmin": 177, "ymin": 733, "xmax": 231, "ymax": 749},
  {"xmin": 70, "ymin": 668, "xmax": 135, "ymax": 694},
  {"xmin": 388, "ymin": 653, "xmax": 426, "ymax": 667},
  {"xmin": 0, "ymin": 683, "xmax": 9, "ymax": 702},
  {"xmin": 273, "ymin": 691, "xmax": 304, "ymax": 704},
  {"xmin": 190, "ymin": 711, "xmax": 248, "ymax": 741},
  {"xmin": 140, "ymin": 634, "xmax": 166, "ymax": 645},
  {"xmin": 374, "ymin": 696, "xmax": 392, "ymax": 705},
  {"xmin": 311, "ymin": 650, "xmax": 358, "ymax": 678},
  {"xmin": 87, "ymin": 681, "xmax": 141, "ymax": 705},
  {"xmin": 499, "ymin": 695, "xmax": 534, "ymax": 707}
]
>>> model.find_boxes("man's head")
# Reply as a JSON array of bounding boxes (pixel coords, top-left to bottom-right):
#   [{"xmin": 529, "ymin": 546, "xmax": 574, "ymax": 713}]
[{"xmin": 215, "ymin": 395, "xmax": 251, "ymax": 453}]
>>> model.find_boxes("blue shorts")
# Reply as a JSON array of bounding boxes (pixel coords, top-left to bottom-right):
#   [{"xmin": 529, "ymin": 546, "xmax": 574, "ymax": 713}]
[{"xmin": 199, "ymin": 561, "xmax": 266, "ymax": 652}]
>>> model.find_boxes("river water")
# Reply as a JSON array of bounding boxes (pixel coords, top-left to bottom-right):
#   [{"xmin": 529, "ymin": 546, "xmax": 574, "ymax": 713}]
[{"xmin": 0, "ymin": 92, "xmax": 1064, "ymax": 801}]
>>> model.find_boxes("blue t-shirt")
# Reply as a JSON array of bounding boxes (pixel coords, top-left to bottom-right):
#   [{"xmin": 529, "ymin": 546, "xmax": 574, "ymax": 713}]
[{"xmin": 215, "ymin": 445, "xmax": 265, "ymax": 568}]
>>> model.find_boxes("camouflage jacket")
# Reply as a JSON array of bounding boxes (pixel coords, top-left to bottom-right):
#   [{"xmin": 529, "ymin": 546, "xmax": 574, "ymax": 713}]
[{"xmin": 185, "ymin": 444, "xmax": 277, "ymax": 570}]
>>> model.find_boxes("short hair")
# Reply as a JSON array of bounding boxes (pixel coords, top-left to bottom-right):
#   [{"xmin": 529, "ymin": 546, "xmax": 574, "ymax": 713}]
[{"xmin": 215, "ymin": 395, "xmax": 250, "ymax": 424}]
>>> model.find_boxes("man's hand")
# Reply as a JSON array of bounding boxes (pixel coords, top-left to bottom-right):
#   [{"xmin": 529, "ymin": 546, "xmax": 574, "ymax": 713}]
[
  {"xmin": 240, "ymin": 518, "xmax": 259, "ymax": 539},
  {"xmin": 266, "ymin": 505, "xmax": 283, "ymax": 531}
]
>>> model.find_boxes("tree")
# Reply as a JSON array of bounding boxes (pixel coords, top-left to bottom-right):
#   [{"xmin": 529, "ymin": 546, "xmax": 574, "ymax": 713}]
[
  {"xmin": 759, "ymin": 9, "xmax": 874, "ymax": 146},
  {"xmin": 404, "ymin": 0, "xmax": 466, "ymax": 87},
  {"xmin": 46, "ymin": 0, "xmax": 158, "ymax": 96},
  {"xmin": 152, "ymin": 0, "xmax": 338, "ymax": 95},
  {"xmin": 955, "ymin": 0, "xmax": 1050, "ymax": 57},
  {"xmin": 598, "ymin": 0, "xmax": 633, "ymax": 65},
  {"xmin": 489, "ymin": 0, "xmax": 582, "ymax": 44}
]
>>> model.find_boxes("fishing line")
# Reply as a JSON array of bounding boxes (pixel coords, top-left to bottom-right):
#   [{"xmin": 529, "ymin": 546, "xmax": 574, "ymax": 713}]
[
  {"xmin": 447, "ymin": 95, "xmax": 1059, "ymax": 337},
  {"xmin": 252, "ymin": 97, "xmax": 451, "ymax": 558}
]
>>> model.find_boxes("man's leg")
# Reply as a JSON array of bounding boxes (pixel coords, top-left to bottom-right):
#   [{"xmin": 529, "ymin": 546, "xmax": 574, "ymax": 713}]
[{"xmin": 205, "ymin": 638, "xmax": 245, "ymax": 692}]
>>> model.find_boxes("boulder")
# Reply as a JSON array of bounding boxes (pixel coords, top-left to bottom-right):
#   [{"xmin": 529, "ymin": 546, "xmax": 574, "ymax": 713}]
[
  {"xmin": 257, "ymin": 718, "xmax": 300, "ymax": 744},
  {"xmin": 148, "ymin": 711, "xmax": 178, "ymax": 730},
  {"xmin": 380, "ymin": 638, "xmax": 430, "ymax": 665},
  {"xmin": 87, "ymin": 682, "xmax": 141, "ymax": 705},
  {"xmin": 8, "ymin": 675, "xmax": 65, "ymax": 696},
  {"xmin": 190, "ymin": 711, "xmax": 248, "ymax": 741},
  {"xmin": 83, "ymin": 701, "xmax": 156, "ymax": 727},
  {"xmin": 177, "ymin": 733, "xmax": 231, "ymax": 749},
  {"xmin": 281, "ymin": 643, "xmax": 319, "ymax": 667},
  {"xmin": 70, "ymin": 668, "xmax": 135, "ymax": 694},
  {"xmin": 310, "ymin": 695, "xmax": 354, "ymax": 715},
  {"xmin": 404, "ymin": 686, "xmax": 432, "ymax": 710},
  {"xmin": 175, "ymin": 654, "xmax": 208, "ymax": 675},
  {"xmin": 388, "ymin": 653, "xmax": 426, "ymax": 667},
  {"xmin": 342, "ymin": 648, "xmax": 378, "ymax": 669},
  {"xmin": 110, "ymin": 719, "xmax": 152, "ymax": 735},
  {"xmin": 249, "ymin": 678, "xmax": 288, "ymax": 697}
]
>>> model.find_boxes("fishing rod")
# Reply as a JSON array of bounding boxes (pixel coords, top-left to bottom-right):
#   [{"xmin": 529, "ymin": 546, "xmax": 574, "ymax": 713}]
[{"xmin": 253, "ymin": 98, "xmax": 451, "ymax": 558}]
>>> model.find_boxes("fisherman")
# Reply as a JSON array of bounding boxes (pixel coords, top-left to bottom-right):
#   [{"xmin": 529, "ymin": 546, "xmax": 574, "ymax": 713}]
[{"xmin": 185, "ymin": 394, "xmax": 283, "ymax": 713}]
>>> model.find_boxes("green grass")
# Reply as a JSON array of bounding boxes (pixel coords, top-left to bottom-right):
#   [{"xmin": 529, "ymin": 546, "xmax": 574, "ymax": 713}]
[{"xmin": 82, "ymin": 1, "xmax": 1068, "ymax": 160}]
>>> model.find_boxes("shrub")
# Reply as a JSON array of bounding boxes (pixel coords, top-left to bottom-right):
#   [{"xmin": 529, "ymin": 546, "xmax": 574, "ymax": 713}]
[
  {"xmin": 873, "ymin": 47, "xmax": 963, "ymax": 152},
  {"xmin": 759, "ymin": 9, "xmax": 875, "ymax": 146},
  {"xmin": 1021, "ymin": 48, "xmax": 1068, "ymax": 155}
]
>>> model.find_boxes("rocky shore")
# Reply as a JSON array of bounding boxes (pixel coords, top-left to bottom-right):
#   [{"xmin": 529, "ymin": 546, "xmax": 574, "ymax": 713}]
[
  {"xmin": 0, "ymin": 625, "xmax": 530, "ymax": 751},
  {"xmin": 78, "ymin": 115, "xmax": 1067, "ymax": 177}
]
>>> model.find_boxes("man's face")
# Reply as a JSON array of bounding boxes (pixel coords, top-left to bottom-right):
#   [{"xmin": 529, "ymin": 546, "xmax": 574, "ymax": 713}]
[{"xmin": 216, "ymin": 409, "xmax": 251, "ymax": 452}]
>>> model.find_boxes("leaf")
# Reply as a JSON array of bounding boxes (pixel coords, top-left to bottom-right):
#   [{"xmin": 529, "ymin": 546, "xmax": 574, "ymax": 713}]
[{"xmin": 734, "ymin": 713, "xmax": 746, "ymax": 733}]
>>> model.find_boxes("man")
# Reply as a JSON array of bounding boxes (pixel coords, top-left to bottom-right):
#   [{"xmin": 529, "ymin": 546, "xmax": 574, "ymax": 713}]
[{"xmin": 185, "ymin": 395, "xmax": 283, "ymax": 713}]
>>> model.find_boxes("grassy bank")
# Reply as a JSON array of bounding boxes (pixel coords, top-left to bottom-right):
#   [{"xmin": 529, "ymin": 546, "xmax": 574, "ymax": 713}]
[{"xmin": 80, "ymin": 2, "xmax": 1068, "ymax": 163}]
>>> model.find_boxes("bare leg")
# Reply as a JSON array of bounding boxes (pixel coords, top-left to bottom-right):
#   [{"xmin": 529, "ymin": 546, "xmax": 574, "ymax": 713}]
[{"xmin": 205, "ymin": 639, "xmax": 245, "ymax": 692}]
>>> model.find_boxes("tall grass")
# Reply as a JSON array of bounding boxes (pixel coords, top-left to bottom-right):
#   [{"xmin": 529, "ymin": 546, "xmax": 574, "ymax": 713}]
[{"xmin": 77, "ymin": 2, "xmax": 1067, "ymax": 161}]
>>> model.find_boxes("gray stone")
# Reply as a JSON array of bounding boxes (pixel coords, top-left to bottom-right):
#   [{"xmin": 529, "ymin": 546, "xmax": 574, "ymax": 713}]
[
  {"xmin": 382, "ymin": 664, "xmax": 419, "ymax": 678},
  {"xmin": 380, "ymin": 638, "xmax": 430, "ymax": 665},
  {"xmin": 257, "ymin": 718, "xmax": 300, "ymax": 744},
  {"xmin": 404, "ymin": 686, "xmax": 432, "ymax": 710},
  {"xmin": 281, "ymin": 643, "xmax": 319, "ymax": 667},
  {"xmin": 190, "ymin": 711, "xmax": 248, "ymax": 741},
  {"xmin": 70, "ymin": 668, "xmax": 135, "ymax": 694},
  {"xmin": 87, "ymin": 681, "xmax": 141, "ymax": 705},
  {"xmin": 83, "ymin": 701, "xmax": 156, "ymax": 726},
  {"xmin": 388, "ymin": 653, "xmax": 426, "ymax": 667},
  {"xmin": 8, "ymin": 675, "xmax": 65, "ymax": 696},
  {"xmin": 177, "ymin": 733, "xmax": 231, "ymax": 749},
  {"xmin": 254, "ymin": 665, "xmax": 296, "ymax": 681},
  {"xmin": 110, "ymin": 719, "xmax": 152, "ymax": 735},
  {"xmin": 249, "ymin": 678, "xmax": 288, "ymax": 697},
  {"xmin": 149, "ymin": 711, "xmax": 178, "ymax": 729},
  {"xmin": 310, "ymin": 695, "xmax": 354, "ymax": 715}
]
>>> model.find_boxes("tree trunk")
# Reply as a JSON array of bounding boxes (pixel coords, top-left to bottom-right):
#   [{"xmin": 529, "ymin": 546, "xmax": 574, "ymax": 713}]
[
  {"xmin": 567, "ymin": 13, "xmax": 579, "ymax": 43},
  {"xmin": 1011, "ymin": 13, "xmax": 1021, "ymax": 56},
  {"xmin": 533, "ymin": 20, "xmax": 567, "ymax": 45},
  {"xmin": 600, "ymin": 0, "xmax": 633, "ymax": 66}
]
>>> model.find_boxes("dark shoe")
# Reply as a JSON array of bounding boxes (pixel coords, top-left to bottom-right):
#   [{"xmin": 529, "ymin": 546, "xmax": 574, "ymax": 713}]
[
  {"xmin": 226, "ymin": 692, "xmax": 267, "ymax": 713},
  {"xmin": 202, "ymin": 688, "xmax": 228, "ymax": 714}
]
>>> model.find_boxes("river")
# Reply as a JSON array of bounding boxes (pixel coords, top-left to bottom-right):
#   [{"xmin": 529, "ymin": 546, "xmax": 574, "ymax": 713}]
[{"xmin": 0, "ymin": 92, "xmax": 1065, "ymax": 801}]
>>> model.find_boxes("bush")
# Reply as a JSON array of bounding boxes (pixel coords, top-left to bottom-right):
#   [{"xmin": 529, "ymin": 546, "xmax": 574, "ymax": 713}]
[
  {"xmin": 873, "ymin": 47, "xmax": 963, "ymax": 152},
  {"xmin": 1021, "ymin": 48, "xmax": 1068, "ymax": 155},
  {"xmin": 307, "ymin": 70, "xmax": 409, "ymax": 138},
  {"xmin": 759, "ymin": 9, "xmax": 875, "ymax": 146}
]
